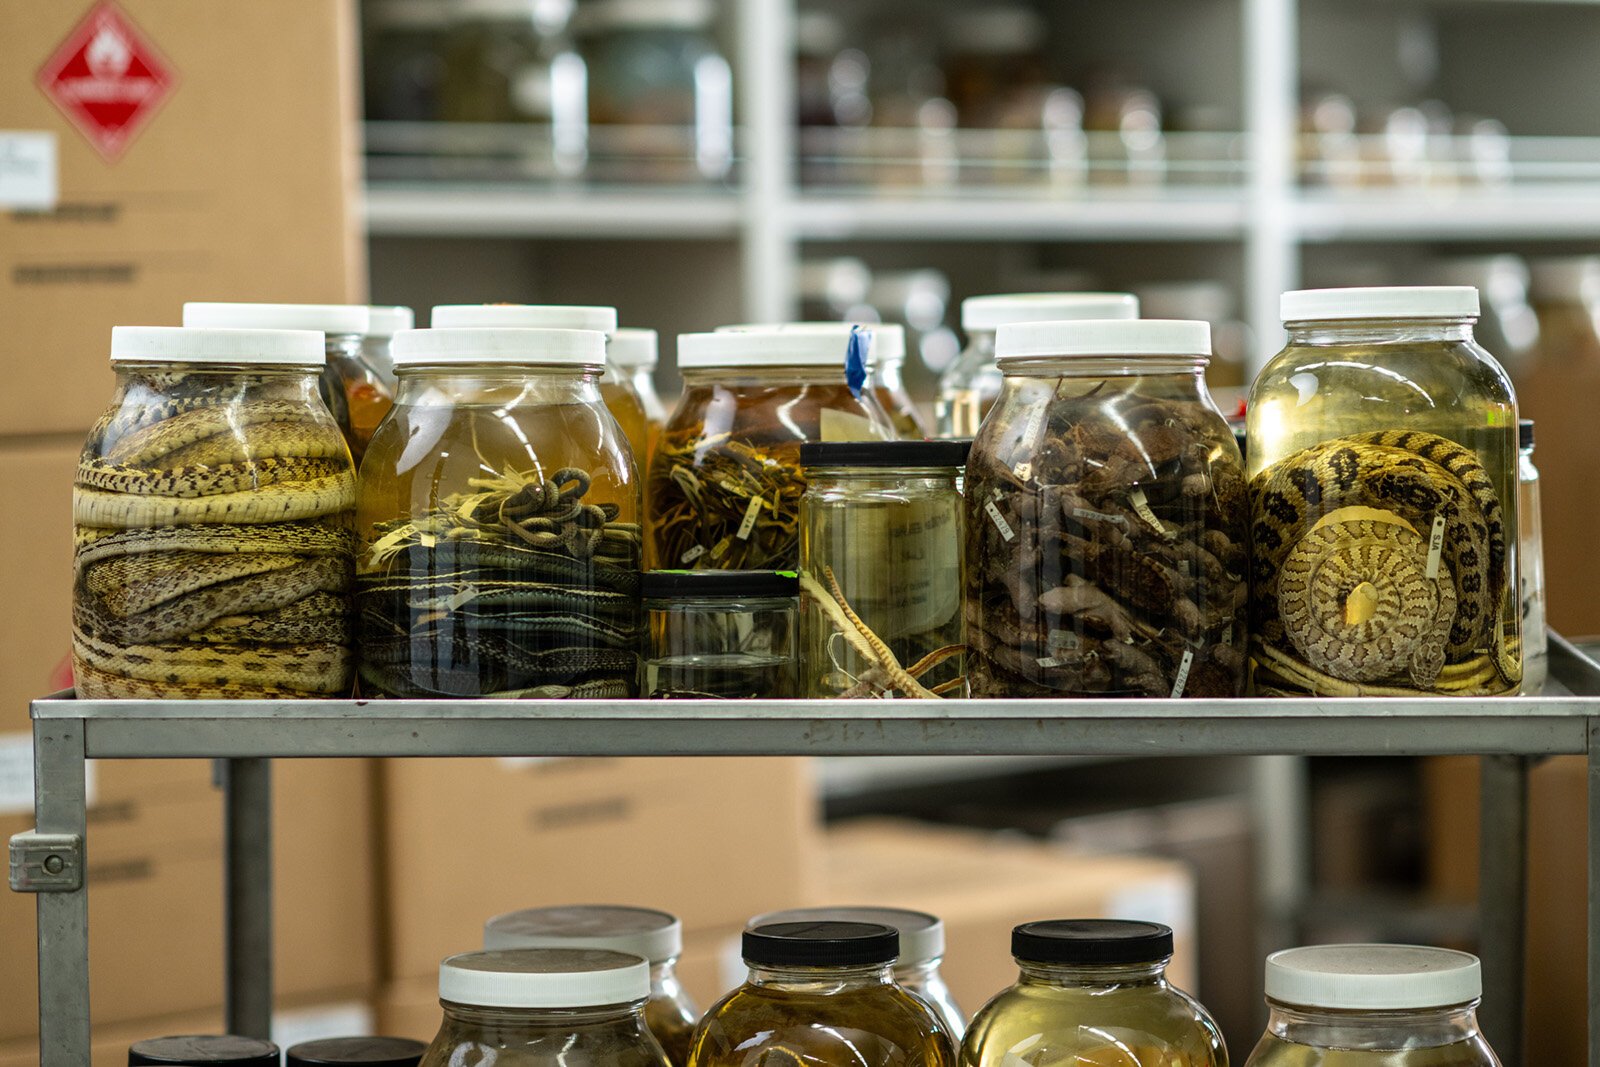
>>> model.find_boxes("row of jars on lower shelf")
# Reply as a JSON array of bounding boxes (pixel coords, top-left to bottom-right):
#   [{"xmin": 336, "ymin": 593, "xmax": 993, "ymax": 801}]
[
  {"xmin": 124, "ymin": 904, "xmax": 1504, "ymax": 1067},
  {"xmin": 72, "ymin": 286, "xmax": 1540, "ymax": 703}
]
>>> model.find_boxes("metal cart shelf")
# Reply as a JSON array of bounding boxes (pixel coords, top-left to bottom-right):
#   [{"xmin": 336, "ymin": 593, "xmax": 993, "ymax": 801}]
[{"xmin": 16, "ymin": 634, "xmax": 1600, "ymax": 1067}]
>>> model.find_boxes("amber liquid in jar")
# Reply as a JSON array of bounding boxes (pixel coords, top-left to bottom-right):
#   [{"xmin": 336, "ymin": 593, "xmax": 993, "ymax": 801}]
[{"xmin": 601, "ymin": 371, "xmax": 652, "ymax": 472}]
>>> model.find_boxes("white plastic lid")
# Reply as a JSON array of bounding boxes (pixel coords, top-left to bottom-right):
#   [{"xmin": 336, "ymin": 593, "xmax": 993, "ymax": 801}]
[
  {"xmin": 484, "ymin": 905, "xmax": 683, "ymax": 962},
  {"xmin": 996, "ymin": 318, "xmax": 1211, "ymax": 361},
  {"xmin": 391, "ymin": 328, "xmax": 605, "ymax": 366},
  {"xmin": 609, "ymin": 328, "xmax": 658, "ymax": 369},
  {"xmin": 748, "ymin": 907, "xmax": 944, "ymax": 964},
  {"xmin": 111, "ymin": 326, "xmax": 325, "ymax": 366},
  {"xmin": 182, "ymin": 302, "xmax": 370, "ymax": 337},
  {"xmin": 1280, "ymin": 286, "xmax": 1480, "ymax": 323},
  {"xmin": 678, "ymin": 325, "xmax": 865, "ymax": 369},
  {"xmin": 1265, "ymin": 945, "xmax": 1482, "ymax": 1010},
  {"xmin": 366, "ymin": 305, "xmax": 415, "ymax": 338},
  {"xmin": 962, "ymin": 292, "xmax": 1139, "ymax": 332},
  {"xmin": 430, "ymin": 304, "xmax": 618, "ymax": 336},
  {"xmin": 715, "ymin": 322, "xmax": 904, "ymax": 365},
  {"xmin": 439, "ymin": 948, "xmax": 650, "ymax": 1009},
  {"xmin": 576, "ymin": 0, "xmax": 715, "ymax": 31}
]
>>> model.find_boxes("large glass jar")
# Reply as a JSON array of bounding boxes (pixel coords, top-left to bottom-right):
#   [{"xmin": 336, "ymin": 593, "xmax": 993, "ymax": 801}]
[
  {"xmin": 867, "ymin": 324, "xmax": 932, "ymax": 438},
  {"xmin": 692, "ymin": 921, "xmax": 955, "ymax": 1067},
  {"xmin": 612, "ymin": 328, "xmax": 668, "ymax": 467},
  {"xmin": 1244, "ymin": 945, "xmax": 1499, "ymax": 1066},
  {"xmin": 73, "ymin": 327, "xmax": 355, "ymax": 700},
  {"xmin": 936, "ymin": 293, "xmax": 1139, "ymax": 438},
  {"xmin": 484, "ymin": 906, "xmax": 698, "ymax": 1067},
  {"xmin": 961, "ymin": 920, "xmax": 1225, "ymax": 1067},
  {"xmin": 642, "ymin": 569, "xmax": 799, "ymax": 698},
  {"xmin": 355, "ymin": 327, "xmax": 641, "ymax": 698},
  {"xmin": 749, "ymin": 907, "xmax": 965, "ymax": 1040},
  {"xmin": 799, "ymin": 440, "xmax": 968, "ymax": 698},
  {"xmin": 965, "ymin": 319, "xmax": 1248, "ymax": 698},
  {"xmin": 183, "ymin": 303, "xmax": 395, "ymax": 467},
  {"xmin": 128, "ymin": 1036, "xmax": 281, "ymax": 1065},
  {"xmin": 648, "ymin": 327, "xmax": 896, "ymax": 571},
  {"xmin": 285, "ymin": 1037, "xmax": 426, "ymax": 1066},
  {"xmin": 1518, "ymin": 420, "xmax": 1547, "ymax": 694},
  {"xmin": 421, "ymin": 948, "xmax": 670, "ymax": 1067},
  {"xmin": 1246, "ymin": 287, "xmax": 1521, "ymax": 697}
]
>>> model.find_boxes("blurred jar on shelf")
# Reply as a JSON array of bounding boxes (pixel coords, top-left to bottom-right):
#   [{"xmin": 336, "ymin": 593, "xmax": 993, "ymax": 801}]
[
  {"xmin": 795, "ymin": 10, "xmax": 847, "ymax": 128},
  {"xmin": 1132, "ymin": 282, "xmax": 1254, "ymax": 414},
  {"xmin": 363, "ymin": 0, "xmax": 451, "ymax": 122},
  {"xmin": 1298, "ymin": 91, "xmax": 1362, "ymax": 189},
  {"xmin": 866, "ymin": 16, "xmax": 958, "ymax": 189},
  {"xmin": 576, "ymin": 0, "xmax": 732, "ymax": 183},
  {"xmin": 798, "ymin": 257, "xmax": 876, "ymax": 323},
  {"xmin": 1435, "ymin": 256, "xmax": 1538, "ymax": 378},
  {"xmin": 1084, "ymin": 77, "xmax": 1165, "ymax": 186},
  {"xmin": 941, "ymin": 6, "xmax": 1055, "ymax": 187}
]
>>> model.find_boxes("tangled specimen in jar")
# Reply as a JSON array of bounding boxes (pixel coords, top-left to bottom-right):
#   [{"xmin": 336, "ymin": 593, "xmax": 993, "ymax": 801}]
[
  {"xmin": 1249, "ymin": 429, "xmax": 1518, "ymax": 696},
  {"xmin": 966, "ymin": 390, "xmax": 1248, "ymax": 698},
  {"xmin": 358, "ymin": 465, "xmax": 642, "ymax": 698},
  {"xmin": 72, "ymin": 380, "xmax": 356, "ymax": 698},
  {"xmin": 649, "ymin": 427, "xmax": 806, "ymax": 570}
]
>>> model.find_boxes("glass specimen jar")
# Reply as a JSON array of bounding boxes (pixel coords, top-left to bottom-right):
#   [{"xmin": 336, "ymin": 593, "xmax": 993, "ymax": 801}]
[
  {"xmin": 73, "ymin": 327, "xmax": 355, "ymax": 700},
  {"xmin": 355, "ymin": 327, "xmax": 642, "ymax": 699},
  {"xmin": 648, "ymin": 326, "xmax": 896, "ymax": 571},
  {"xmin": 420, "ymin": 948, "xmax": 670, "ymax": 1067},
  {"xmin": 1244, "ymin": 944, "xmax": 1500, "ymax": 1066},
  {"xmin": 692, "ymin": 921, "xmax": 955, "ymax": 1067},
  {"xmin": 868, "ymin": 324, "xmax": 931, "ymax": 438},
  {"xmin": 431, "ymin": 304, "xmax": 651, "ymax": 469},
  {"xmin": 612, "ymin": 328, "xmax": 668, "ymax": 465},
  {"xmin": 484, "ymin": 906, "xmax": 698, "ymax": 1066},
  {"xmin": 1246, "ymin": 287, "xmax": 1521, "ymax": 697},
  {"xmin": 641, "ymin": 569, "xmax": 799, "ymax": 698},
  {"xmin": 800, "ymin": 440, "xmax": 969, "ymax": 698},
  {"xmin": 961, "ymin": 920, "xmax": 1226, "ymax": 1067},
  {"xmin": 965, "ymin": 319, "xmax": 1248, "ymax": 698},
  {"xmin": 285, "ymin": 1037, "xmax": 426, "ymax": 1066},
  {"xmin": 749, "ymin": 907, "xmax": 965, "ymax": 1040},
  {"xmin": 936, "ymin": 292, "xmax": 1139, "ymax": 438},
  {"xmin": 128, "ymin": 1036, "xmax": 281, "ymax": 1065},
  {"xmin": 364, "ymin": 305, "xmax": 415, "ymax": 392},
  {"xmin": 1517, "ymin": 420, "xmax": 1547, "ymax": 694},
  {"xmin": 183, "ymin": 302, "xmax": 394, "ymax": 466}
]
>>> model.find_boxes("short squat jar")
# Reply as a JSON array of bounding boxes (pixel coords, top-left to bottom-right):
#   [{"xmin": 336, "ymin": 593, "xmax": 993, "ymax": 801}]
[
  {"xmin": 285, "ymin": 1036, "xmax": 426, "ymax": 1066},
  {"xmin": 690, "ymin": 921, "xmax": 954, "ymax": 1067},
  {"xmin": 1244, "ymin": 944, "xmax": 1500, "ymax": 1066},
  {"xmin": 965, "ymin": 319, "xmax": 1248, "ymax": 698},
  {"xmin": 961, "ymin": 920, "xmax": 1226, "ymax": 1067},
  {"xmin": 356, "ymin": 327, "xmax": 642, "ymax": 699},
  {"xmin": 74, "ymin": 327, "xmax": 355, "ymax": 700},
  {"xmin": 749, "ymin": 907, "xmax": 965, "ymax": 1040},
  {"xmin": 485, "ymin": 906, "xmax": 698, "ymax": 1067},
  {"xmin": 800, "ymin": 440, "xmax": 969, "ymax": 698},
  {"xmin": 1247, "ymin": 287, "xmax": 1521, "ymax": 697},
  {"xmin": 421, "ymin": 948, "xmax": 671, "ymax": 1067},
  {"xmin": 648, "ymin": 326, "xmax": 895, "ymax": 572},
  {"xmin": 127, "ymin": 1036, "xmax": 280, "ymax": 1065},
  {"xmin": 642, "ymin": 569, "xmax": 799, "ymax": 698}
]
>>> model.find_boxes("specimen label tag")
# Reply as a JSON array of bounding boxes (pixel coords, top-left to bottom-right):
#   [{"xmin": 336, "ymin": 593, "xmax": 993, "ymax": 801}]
[
  {"xmin": 985, "ymin": 500, "xmax": 1014, "ymax": 541},
  {"xmin": 680, "ymin": 544, "xmax": 706, "ymax": 564},
  {"xmin": 1169, "ymin": 649, "xmax": 1195, "ymax": 698},
  {"xmin": 1072, "ymin": 507, "xmax": 1128, "ymax": 528},
  {"xmin": 1425, "ymin": 514, "xmax": 1446, "ymax": 579},
  {"xmin": 1036, "ymin": 655, "xmax": 1066, "ymax": 669},
  {"xmin": 1011, "ymin": 403, "xmax": 1049, "ymax": 481},
  {"xmin": 1129, "ymin": 489, "xmax": 1173, "ymax": 540},
  {"xmin": 1047, "ymin": 629, "xmax": 1081, "ymax": 652},
  {"xmin": 736, "ymin": 495, "xmax": 763, "ymax": 540}
]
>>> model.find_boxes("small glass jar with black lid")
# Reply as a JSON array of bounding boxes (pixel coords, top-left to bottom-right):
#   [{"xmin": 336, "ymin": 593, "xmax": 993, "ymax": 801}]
[
  {"xmin": 642, "ymin": 569, "xmax": 799, "ymax": 698},
  {"xmin": 285, "ymin": 1037, "xmax": 426, "ymax": 1067},
  {"xmin": 127, "ymin": 1035, "xmax": 280, "ymax": 1065}
]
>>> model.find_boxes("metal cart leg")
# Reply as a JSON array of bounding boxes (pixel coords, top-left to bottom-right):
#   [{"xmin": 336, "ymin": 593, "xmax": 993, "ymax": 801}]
[
  {"xmin": 31, "ymin": 716, "xmax": 90, "ymax": 1067},
  {"xmin": 223, "ymin": 758, "xmax": 273, "ymax": 1039},
  {"xmin": 1478, "ymin": 754, "xmax": 1529, "ymax": 1067}
]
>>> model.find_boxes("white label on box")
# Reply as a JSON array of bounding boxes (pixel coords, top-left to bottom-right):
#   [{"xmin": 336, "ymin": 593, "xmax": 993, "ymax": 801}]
[
  {"xmin": 0, "ymin": 731, "xmax": 96, "ymax": 814},
  {"xmin": 272, "ymin": 1001, "xmax": 374, "ymax": 1048},
  {"xmin": 0, "ymin": 132, "xmax": 58, "ymax": 210},
  {"xmin": 497, "ymin": 756, "xmax": 559, "ymax": 771}
]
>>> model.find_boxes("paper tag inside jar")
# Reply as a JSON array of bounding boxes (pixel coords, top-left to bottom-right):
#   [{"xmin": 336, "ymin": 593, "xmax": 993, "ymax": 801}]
[
  {"xmin": 710, "ymin": 537, "xmax": 731, "ymax": 560},
  {"xmin": 680, "ymin": 544, "xmax": 706, "ymax": 564},
  {"xmin": 1072, "ymin": 507, "xmax": 1128, "ymax": 528},
  {"xmin": 1047, "ymin": 629, "xmax": 1081, "ymax": 652},
  {"xmin": 1129, "ymin": 489, "xmax": 1174, "ymax": 540},
  {"xmin": 1036, "ymin": 655, "xmax": 1067, "ymax": 669},
  {"xmin": 984, "ymin": 499, "xmax": 1015, "ymax": 541},
  {"xmin": 1425, "ymin": 514, "xmax": 1447, "ymax": 579},
  {"xmin": 736, "ymin": 495, "xmax": 763, "ymax": 540},
  {"xmin": 1011, "ymin": 403, "xmax": 1049, "ymax": 480},
  {"xmin": 820, "ymin": 408, "xmax": 879, "ymax": 441},
  {"xmin": 1169, "ymin": 649, "xmax": 1195, "ymax": 698}
]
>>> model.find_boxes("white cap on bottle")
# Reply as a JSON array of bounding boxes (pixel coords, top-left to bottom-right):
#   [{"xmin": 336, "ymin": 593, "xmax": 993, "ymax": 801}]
[
  {"xmin": 485, "ymin": 905, "xmax": 683, "ymax": 963},
  {"xmin": 111, "ymin": 326, "xmax": 325, "ymax": 366},
  {"xmin": 996, "ymin": 318, "xmax": 1211, "ymax": 362},
  {"xmin": 678, "ymin": 324, "xmax": 866, "ymax": 369},
  {"xmin": 366, "ymin": 306, "xmax": 415, "ymax": 338},
  {"xmin": 431, "ymin": 304, "xmax": 618, "ymax": 337},
  {"xmin": 608, "ymin": 328, "xmax": 658, "ymax": 369},
  {"xmin": 182, "ymin": 302, "xmax": 370, "ymax": 337},
  {"xmin": 748, "ymin": 907, "xmax": 944, "ymax": 964},
  {"xmin": 1280, "ymin": 286, "xmax": 1480, "ymax": 324},
  {"xmin": 439, "ymin": 948, "xmax": 650, "ymax": 1009},
  {"xmin": 962, "ymin": 293, "xmax": 1139, "ymax": 333},
  {"xmin": 715, "ymin": 322, "xmax": 904, "ymax": 366},
  {"xmin": 1265, "ymin": 945, "xmax": 1482, "ymax": 1011},
  {"xmin": 391, "ymin": 328, "xmax": 605, "ymax": 366}
]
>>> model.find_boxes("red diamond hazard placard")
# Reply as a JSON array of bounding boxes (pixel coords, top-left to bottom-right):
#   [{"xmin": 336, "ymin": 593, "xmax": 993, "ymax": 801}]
[{"xmin": 36, "ymin": 1, "xmax": 176, "ymax": 161}]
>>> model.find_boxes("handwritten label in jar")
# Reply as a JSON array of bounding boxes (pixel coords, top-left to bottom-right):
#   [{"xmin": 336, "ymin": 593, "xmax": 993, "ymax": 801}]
[{"xmin": 1425, "ymin": 514, "xmax": 1447, "ymax": 579}]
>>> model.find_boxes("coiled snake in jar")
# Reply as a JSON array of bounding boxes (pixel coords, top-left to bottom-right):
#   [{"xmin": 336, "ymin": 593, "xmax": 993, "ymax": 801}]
[{"xmin": 1250, "ymin": 429, "xmax": 1517, "ymax": 695}]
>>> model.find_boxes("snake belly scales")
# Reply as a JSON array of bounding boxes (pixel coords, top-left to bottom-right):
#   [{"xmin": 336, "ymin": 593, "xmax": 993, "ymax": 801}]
[
  {"xmin": 1249, "ymin": 429, "xmax": 1517, "ymax": 696},
  {"xmin": 72, "ymin": 388, "xmax": 357, "ymax": 699}
]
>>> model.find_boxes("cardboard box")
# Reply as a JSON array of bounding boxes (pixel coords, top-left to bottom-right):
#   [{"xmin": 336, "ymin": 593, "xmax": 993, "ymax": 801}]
[
  {"xmin": 0, "ymin": 0, "xmax": 364, "ymax": 436},
  {"xmin": 380, "ymin": 757, "xmax": 820, "ymax": 982}
]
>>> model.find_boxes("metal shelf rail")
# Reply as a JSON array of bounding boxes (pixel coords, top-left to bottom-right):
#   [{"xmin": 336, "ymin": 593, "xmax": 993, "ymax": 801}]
[{"xmin": 15, "ymin": 634, "xmax": 1600, "ymax": 1067}]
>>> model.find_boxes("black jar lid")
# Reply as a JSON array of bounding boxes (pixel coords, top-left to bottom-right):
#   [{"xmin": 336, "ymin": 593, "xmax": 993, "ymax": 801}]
[
  {"xmin": 798, "ymin": 439, "xmax": 972, "ymax": 469},
  {"xmin": 286, "ymin": 1036, "xmax": 427, "ymax": 1066},
  {"xmin": 129, "ymin": 1036, "xmax": 280, "ymax": 1066},
  {"xmin": 1011, "ymin": 920, "xmax": 1174, "ymax": 965},
  {"xmin": 742, "ymin": 920, "xmax": 899, "ymax": 967},
  {"xmin": 1520, "ymin": 418, "xmax": 1534, "ymax": 449},
  {"xmin": 641, "ymin": 569, "xmax": 799, "ymax": 600}
]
